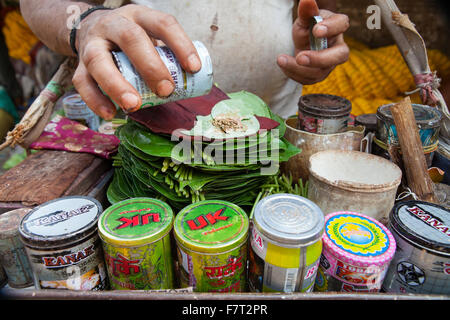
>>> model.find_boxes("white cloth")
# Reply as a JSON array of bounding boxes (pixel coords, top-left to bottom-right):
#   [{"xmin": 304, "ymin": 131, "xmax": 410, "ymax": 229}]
[{"xmin": 133, "ymin": 0, "xmax": 302, "ymax": 118}]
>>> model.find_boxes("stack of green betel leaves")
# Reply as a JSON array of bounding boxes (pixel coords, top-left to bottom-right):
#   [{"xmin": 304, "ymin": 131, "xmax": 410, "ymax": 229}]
[{"xmin": 107, "ymin": 86, "xmax": 301, "ymax": 210}]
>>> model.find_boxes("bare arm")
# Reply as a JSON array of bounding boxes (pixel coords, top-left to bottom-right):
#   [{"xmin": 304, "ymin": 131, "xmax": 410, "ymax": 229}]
[
  {"xmin": 20, "ymin": 0, "xmax": 92, "ymax": 57},
  {"xmin": 19, "ymin": 1, "xmax": 200, "ymax": 120}
]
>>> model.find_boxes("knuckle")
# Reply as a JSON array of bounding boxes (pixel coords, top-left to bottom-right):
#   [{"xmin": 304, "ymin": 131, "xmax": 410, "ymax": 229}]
[
  {"xmin": 158, "ymin": 13, "xmax": 179, "ymax": 29},
  {"xmin": 81, "ymin": 43, "xmax": 103, "ymax": 70},
  {"xmin": 118, "ymin": 25, "xmax": 144, "ymax": 46}
]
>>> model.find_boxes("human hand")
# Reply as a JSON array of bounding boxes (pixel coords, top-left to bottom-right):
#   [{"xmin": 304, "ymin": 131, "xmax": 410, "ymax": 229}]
[
  {"xmin": 277, "ymin": 0, "xmax": 350, "ymax": 85},
  {"xmin": 72, "ymin": 4, "xmax": 201, "ymax": 119}
]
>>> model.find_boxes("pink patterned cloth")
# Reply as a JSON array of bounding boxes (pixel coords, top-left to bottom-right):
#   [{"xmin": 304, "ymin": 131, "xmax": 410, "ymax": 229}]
[{"xmin": 30, "ymin": 115, "xmax": 120, "ymax": 159}]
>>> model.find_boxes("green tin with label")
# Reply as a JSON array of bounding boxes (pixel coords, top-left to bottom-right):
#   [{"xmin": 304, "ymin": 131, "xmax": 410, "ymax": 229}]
[
  {"xmin": 173, "ymin": 200, "xmax": 249, "ymax": 292},
  {"xmin": 98, "ymin": 198, "xmax": 174, "ymax": 290}
]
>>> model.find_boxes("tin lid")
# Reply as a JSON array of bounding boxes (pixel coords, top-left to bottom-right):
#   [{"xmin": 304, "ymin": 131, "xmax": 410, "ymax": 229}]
[
  {"xmin": 390, "ymin": 201, "xmax": 449, "ymax": 255},
  {"xmin": 98, "ymin": 198, "xmax": 174, "ymax": 247},
  {"xmin": 355, "ymin": 113, "xmax": 377, "ymax": 132},
  {"xmin": 253, "ymin": 194, "xmax": 325, "ymax": 248},
  {"xmin": 19, "ymin": 196, "xmax": 102, "ymax": 249},
  {"xmin": 377, "ymin": 103, "xmax": 442, "ymax": 129},
  {"xmin": 323, "ymin": 211, "xmax": 396, "ymax": 267},
  {"xmin": 174, "ymin": 200, "xmax": 249, "ymax": 253},
  {"xmin": 298, "ymin": 94, "xmax": 352, "ymax": 118},
  {"xmin": 0, "ymin": 208, "xmax": 32, "ymax": 240},
  {"xmin": 62, "ymin": 93, "xmax": 86, "ymax": 107}
]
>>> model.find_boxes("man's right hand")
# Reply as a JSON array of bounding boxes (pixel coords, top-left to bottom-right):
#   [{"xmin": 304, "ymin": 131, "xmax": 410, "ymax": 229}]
[{"xmin": 72, "ymin": 4, "xmax": 201, "ymax": 119}]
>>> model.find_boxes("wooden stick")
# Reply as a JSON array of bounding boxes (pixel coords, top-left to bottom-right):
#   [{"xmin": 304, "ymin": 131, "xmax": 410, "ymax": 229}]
[{"xmin": 390, "ymin": 97, "xmax": 437, "ymax": 203}]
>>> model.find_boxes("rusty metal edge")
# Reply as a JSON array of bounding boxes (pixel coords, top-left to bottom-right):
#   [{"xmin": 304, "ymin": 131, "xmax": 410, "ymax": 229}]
[{"xmin": 1, "ymin": 287, "xmax": 448, "ymax": 300}]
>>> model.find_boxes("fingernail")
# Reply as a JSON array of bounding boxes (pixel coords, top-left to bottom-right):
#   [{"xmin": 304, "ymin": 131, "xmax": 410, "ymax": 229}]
[
  {"xmin": 298, "ymin": 55, "xmax": 310, "ymax": 66},
  {"xmin": 121, "ymin": 92, "xmax": 140, "ymax": 111},
  {"xmin": 157, "ymin": 80, "xmax": 175, "ymax": 97},
  {"xmin": 277, "ymin": 55, "xmax": 288, "ymax": 67},
  {"xmin": 315, "ymin": 25, "xmax": 327, "ymax": 36},
  {"xmin": 188, "ymin": 54, "xmax": 201, "ymax": 72}
]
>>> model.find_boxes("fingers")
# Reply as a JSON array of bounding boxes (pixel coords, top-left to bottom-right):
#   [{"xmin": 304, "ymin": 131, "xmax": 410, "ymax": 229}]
[
  {"xmin": 297, "ymin": 0, "xmax": 320, "ymax": 28},
  {"xmin": 79, "ymin": 38, "xmax": 142, "ymax": 113},
  {"xmin": 103, "ymin": 15, "xmax": 175, "ymax": 98},
  {"xmin": 296, "ymin": 37, "xmax": 349, "ymax": 68},
  {"xmin": 312, "ymin": 13, "xmax": 350, "ymax": 39},
  {"xmin": 277, "ymin": 54, "xmax": 333, "ymax": 85},
  {"xmin": 72, "ymin": 61, "xmax": 117, "ymax": 120},
  {"xmin": 132, "ymin": 8, "xmax": 201, "ymax": 74}
]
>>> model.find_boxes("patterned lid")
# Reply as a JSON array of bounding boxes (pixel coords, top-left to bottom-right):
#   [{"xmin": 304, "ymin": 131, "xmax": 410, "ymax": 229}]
[
  {"xmin": 253, "ymin": 193, "xmax": 324, "ymax": 247},
  {"xmin": 19, "ymin": 196, "xmax": 102, "ymax": 248},
  {"xmin": 98, "ymin": 198, "xmax": 174, "ymax": 247},
  {"xmin": 323, "ymin": 211, "xmax": 396, "ymax": 267},
  {"xmin": 390, "ymin": 201, "xmax": 449, "ymax": 255},
  {"xmin": 174, "ymin": 200, "xmax": 249, "ymax": 253}
]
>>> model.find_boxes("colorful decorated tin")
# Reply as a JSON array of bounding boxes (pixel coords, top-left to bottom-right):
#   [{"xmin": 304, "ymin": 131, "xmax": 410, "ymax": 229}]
[
  {"xmin": 0, "ymin": 208, "xmax": 34, "ymax": 288},
  {"xmin": 382, "ymin": 201, "xmax": 449, "ymax": 294},
  {"xmin": 98, "ymin": 197, "xmax": 174, "ymax": 290},
  {"xmin": 112, "ymin": 41, "xmax": 213, "ymax": 109},
  {"xmin": 19, "ymin": 196, "xmax": 107, "ymax": 290},
  {"xmin": 249, "ymin": 194, "xmax": 325, "ymax": 293},
  {"xmin": 315, "ymin": 211, "xmax": 396, "ymax": 293},
  {"xmin": 173, "ymin": 200, "xmax": 249, "ymax": 292}
]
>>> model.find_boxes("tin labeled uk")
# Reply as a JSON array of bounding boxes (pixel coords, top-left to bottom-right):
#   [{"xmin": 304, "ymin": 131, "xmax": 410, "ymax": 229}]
[
  {"xmin": 173, "ymin": 200, "xmax": 249, "ymax": 292},
  {"xmin": 98, "ymin": 197, "xmax": 175, "ymax": 290}
]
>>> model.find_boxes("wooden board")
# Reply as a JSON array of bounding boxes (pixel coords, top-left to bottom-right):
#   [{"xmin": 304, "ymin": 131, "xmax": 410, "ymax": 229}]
[{"xmin": 0, "ymin": 150, "xmax": 112, "ymax": 213}]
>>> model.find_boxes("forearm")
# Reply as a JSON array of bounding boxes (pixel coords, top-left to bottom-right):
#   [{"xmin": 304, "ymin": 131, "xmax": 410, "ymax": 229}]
[{"xmin": 20, "ymin": 0, "xmax": 94, "ymax": 56}]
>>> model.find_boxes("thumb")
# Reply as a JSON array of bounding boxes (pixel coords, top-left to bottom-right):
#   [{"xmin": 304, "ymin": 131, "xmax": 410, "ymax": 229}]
[{"xmin": 297, "ymin": 0, "xmax": 320, "ymax": 28}]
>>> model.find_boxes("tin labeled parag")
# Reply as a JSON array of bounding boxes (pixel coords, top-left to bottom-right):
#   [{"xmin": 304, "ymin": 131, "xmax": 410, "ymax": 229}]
[
  {"xmin": 98, "ymin": 198, "xmax": 175, "ymax": 290},
  {"xmin": 0, "ymin": 208, "xmax": 34, "ymax": 288},
  {"xmin": 315, "ymin": 211, "xmax": 396, "ymax": 293},
  {"xmin": 112, "ymin": 41, "xmax": 213, "ymax": 109},
  {"xmin": 249, "ymin": 194, "xmax": 325, "ymax": 293},
  {"xmin": 19, "ymin": 196, "xmax": 107, "ymax": 290},
  {"xmin": 382, "ymin": 201, "xmax": 450, "ymax": 294},
  {"xmin": 173, "ymin": 200, "xmax": 249, "ymax": 292}
]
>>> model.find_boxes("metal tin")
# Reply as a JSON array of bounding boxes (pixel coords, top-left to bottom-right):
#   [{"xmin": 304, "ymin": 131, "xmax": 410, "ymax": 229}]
[
  {"xmin": 62, "ymin": 93, "xmax": 100, "ymax": 131},
  {"xmin": 249, "ymin": 194, "xmax": 325, "ymax": 293},
  {"xmin": 173, "ymin": 200, "xmax": 249, "ymax": 292},
  {"xmin": 375, "ymin": 103, "xmax": 442, "ymax": 151},
  {"xmin": 309, "ymin": 16, "xmax": 328, "ymax": 51},
  {"xmin": 382, "ymin": 201, "xmax": 450, "ymax": 294},
  {"xmin": 112, "ymin": 41, "xmax": 213, "ymax": 109},
  {"xmin": 0, "ymin": 208, "xmax": 34, "ymax": 288},
  {"xmin": 19, "ymin": 196, "xmax": 107, "ymax": 290},
  {"xmin": 355, "ymin": 113, "xmax": 377, "ymax": 134},
  {"xmin": 98, "ymin": 197, "xmax": 174, "ymax": 290},
  {"xmin": 315, "ymin": 211, "xmax": 396, "ymax": 293},
  {"xmin": 297, "ymin": 94, "xmax": 352, "ymax": 134}
]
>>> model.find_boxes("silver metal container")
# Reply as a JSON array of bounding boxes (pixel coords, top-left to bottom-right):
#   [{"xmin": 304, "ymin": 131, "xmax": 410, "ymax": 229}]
[
  {"xmin": 63, "ymin": 93, "xmax": 100, "ymax": 131},
  {"xmin": 382, "ymin": 201, "xmax": 449, "ymax": 294},
  {"xmin": 248, "ymin": 194, "xmax": 325, "ymax": 293},
  {"xmin": 19, "ymin": 196, "xmax": 108, "ymax": 290},
  {"xmin": 112, "ymin": 41, "xmax": 213, "ymax": 109},
  {"xmin": 0, "ymin": 208, "xmax": 34, "ymax": 288}
]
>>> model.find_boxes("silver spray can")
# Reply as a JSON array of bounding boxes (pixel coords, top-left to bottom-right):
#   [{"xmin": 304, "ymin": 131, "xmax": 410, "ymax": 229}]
[{"xmin": 112, "ymin": 41, "xmax": 213, "ymax": 109}]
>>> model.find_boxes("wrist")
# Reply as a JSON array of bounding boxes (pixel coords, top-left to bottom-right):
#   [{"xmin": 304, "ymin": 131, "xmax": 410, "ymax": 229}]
[{"xmin": 70, "ymin": 5, "xmax": 112, "ymax": 56}]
